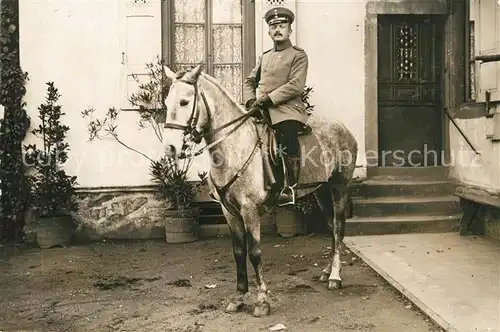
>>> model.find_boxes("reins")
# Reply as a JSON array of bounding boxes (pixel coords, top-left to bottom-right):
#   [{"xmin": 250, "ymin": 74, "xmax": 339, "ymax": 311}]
[{"xmin": 165, "ymin": 80, "xmax": 260, "ymax": 158}]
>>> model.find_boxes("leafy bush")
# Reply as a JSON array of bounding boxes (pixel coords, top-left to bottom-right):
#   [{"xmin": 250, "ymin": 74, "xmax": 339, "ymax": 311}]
[
  {"xmin": 0, "ymin": 0, "xmax": 31, "ymax": 243},
  {"xmin": 150, "ymin": 155, "xmax": 207, "ymax": 210},
  {"xmin": 301, "ymin": 85, "xmax": 315, "ymax": 117},
  {"xmin": 294, "ymin": 193, "xmax": 319, "ymax": 216},
  {"xmin": 23, "ymin": 82, "xmax": 78, "ymax": 217}
]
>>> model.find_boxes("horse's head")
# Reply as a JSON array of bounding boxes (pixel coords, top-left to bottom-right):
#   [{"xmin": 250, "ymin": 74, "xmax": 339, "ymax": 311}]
[{"xmin": 163, "ymin": 64, "xmax": 210, "ymax": 158}]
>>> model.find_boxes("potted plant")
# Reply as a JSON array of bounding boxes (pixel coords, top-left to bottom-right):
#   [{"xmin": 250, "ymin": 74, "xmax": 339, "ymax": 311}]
[
  {"xmin": 150, "ymin": 152, "xmax": 207, "ymax": 243},
  {"xmin": 275, "ymin": 194, "xmax": 317, "ymax": 237},
  {"xmin": 83, "ymin": 56, "xmax": 208, "ymax": 243},
  {"xmin": 24, "ymin": 82, "xmax": 79, "ymax": 249}
]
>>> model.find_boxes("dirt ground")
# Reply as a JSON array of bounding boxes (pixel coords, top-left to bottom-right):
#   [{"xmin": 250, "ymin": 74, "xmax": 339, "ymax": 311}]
[{"xmin": 0, "ymin": 234, "xmax": 444, "ymax": 332}]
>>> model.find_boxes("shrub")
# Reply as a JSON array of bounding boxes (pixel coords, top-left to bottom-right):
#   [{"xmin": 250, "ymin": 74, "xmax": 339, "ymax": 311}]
[{"xmin": 24, "ymin": 82, "xmax": 78, "ymax": 217}]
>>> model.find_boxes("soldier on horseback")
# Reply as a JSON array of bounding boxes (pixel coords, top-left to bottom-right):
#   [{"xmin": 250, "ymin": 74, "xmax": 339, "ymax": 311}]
[{"xmin": 243, "ymin": 6, "xmax": 309, "ymax": 206}]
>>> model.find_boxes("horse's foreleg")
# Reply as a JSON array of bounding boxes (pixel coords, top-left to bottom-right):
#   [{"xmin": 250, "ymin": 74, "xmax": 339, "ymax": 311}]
[
  {"xmin": 327, "ymin": 187, "xmax": 348, "ymax": 290},
  {"xmin": 224, "ymin": 211, "xmax": 249, "ymax": 313},
  {"xmin": 243, "ymin": 206, "xmax": 270, "ymax": 317}
]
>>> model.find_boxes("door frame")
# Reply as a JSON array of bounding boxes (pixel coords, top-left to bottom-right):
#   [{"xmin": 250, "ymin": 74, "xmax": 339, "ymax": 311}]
[
  {"xmin": 376, "ymin": 14, "xmax": 446, "ymax": 167},
  {"xmin": 364, "ymin": 0, "xmax": 467, "ymax": 171}
]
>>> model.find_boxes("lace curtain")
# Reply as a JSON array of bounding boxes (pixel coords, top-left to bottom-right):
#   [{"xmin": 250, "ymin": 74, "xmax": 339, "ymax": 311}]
[{"xmin": 174, "ymin": 0, "xmax": 243, "ymax": 103}]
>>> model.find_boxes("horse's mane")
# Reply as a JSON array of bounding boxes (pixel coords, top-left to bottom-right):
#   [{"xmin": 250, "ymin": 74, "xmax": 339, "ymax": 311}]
[{"xmin": 199, "ymin": 73, "xmax": 247, "ymax": 115}]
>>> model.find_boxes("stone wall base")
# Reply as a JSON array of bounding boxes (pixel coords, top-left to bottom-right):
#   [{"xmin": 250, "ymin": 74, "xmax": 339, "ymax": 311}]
[
  {"xmin": 454, "ymin": 183, "xmax": 500, "ymax": 242},
  {"xmin": 23, "ymin": 187, "xmax": 169, "ymax": 243},
  {"xmin": 23, "ymin": 186, "xmax": 279, "ymax": 244},
  {"xmin": 477, "ymin": 205, "xmax": 500, "ymax": 242}
]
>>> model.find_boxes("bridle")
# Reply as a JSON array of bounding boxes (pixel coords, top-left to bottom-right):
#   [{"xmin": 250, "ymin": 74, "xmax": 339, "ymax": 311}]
[
  {"xmin": 163, "ymin": 78, "xmax": 265, "ymax": 215},
  {"xmin": 164, "ymin": 79, "xmax": 260, "ymax": 159}
]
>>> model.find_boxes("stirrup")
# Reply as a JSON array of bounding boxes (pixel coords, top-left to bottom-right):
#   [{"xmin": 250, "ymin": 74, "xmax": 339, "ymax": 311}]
[{"xmin": 278, "ymin": 185, "xmax": 296, "ymax": 206}]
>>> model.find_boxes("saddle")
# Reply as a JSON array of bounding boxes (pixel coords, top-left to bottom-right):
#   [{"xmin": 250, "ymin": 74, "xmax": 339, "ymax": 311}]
[
  {"xmin": 257, "ymin": 119, "xmax": 313, "ymax": 193},
  {"xmin": 208, "ymin": 111, "xmax": 316, "ymax": 214}
]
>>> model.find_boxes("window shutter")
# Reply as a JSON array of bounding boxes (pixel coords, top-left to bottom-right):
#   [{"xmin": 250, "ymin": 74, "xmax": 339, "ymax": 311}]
[
  {"xmin": 476, "ymin": 0, "xmax": 500, "ymax": 101},
  {"xmin": 120, "ymin": 0, "xmax": 162, "ymax": 110}
]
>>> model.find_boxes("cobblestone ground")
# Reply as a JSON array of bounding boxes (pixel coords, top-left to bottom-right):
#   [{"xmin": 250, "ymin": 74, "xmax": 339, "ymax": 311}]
[{"xmin": 0, "ymin": 234, "xmax": 444, "ymax": 332}]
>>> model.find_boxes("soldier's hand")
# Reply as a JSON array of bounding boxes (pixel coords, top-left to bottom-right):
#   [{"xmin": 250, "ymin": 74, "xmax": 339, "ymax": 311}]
[
  {"xmin": 245, "ymin": 98, "xmax": 256, "ymax": 110},
  {"xmin": 252, "ymin": 95, "xmax": 273, "ymax": 109}
]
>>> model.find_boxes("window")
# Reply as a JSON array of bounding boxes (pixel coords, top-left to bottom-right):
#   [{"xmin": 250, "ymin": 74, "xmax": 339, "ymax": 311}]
[
  {"xmin": 166, "ymin": 0, "xmax": 255, "ymax": 104},
  {"xmin": 121, "ymin": 0, "xmax": 163, "ymax": 110},
  {"xmin": 475, "ymin": 0, "xmax": 500, "ymax": 101},
  {"xmin": 120, "ymin": 0, "xmax": 254, "ymax": 110}
]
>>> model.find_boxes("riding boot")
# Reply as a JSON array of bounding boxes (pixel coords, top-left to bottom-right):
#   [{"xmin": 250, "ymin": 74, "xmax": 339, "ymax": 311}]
[{"xmin": 278, "ymin": 155, "xmax": 301, "ymax": 206}]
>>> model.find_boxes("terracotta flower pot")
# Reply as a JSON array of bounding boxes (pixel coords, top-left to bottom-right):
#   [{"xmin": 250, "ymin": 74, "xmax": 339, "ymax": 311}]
[
  {"xmin": 36, "ymin": 215, "xmax": 76, "ymax": 249},
  {"xmin": 274, "ymin": 206, "xmax": 307, "ymax": 237},
  {"xmin": 164, "ymin": 208, "xmax": 200, "ymax": 243}
]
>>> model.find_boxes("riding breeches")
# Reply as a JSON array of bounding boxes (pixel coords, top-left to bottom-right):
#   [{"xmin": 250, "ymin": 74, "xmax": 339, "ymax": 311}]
[{"xmin": 273, "ymin": 120, "xmax": 301, "ymax": 157}]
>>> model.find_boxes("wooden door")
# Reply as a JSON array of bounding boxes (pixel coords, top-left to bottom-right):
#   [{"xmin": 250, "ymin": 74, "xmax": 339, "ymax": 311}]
[{"xmin": 377, "ymin": 15, "xmax": 444, "ymax": 167}]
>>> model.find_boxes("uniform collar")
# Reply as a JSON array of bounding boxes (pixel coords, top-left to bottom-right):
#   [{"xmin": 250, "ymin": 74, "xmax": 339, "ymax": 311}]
[{"xmin": 273, "ymin": 39, "xmax": 292, "ymax": 51}]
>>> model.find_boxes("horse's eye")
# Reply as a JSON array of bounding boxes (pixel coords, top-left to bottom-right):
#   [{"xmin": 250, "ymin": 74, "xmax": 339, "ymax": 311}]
[{"xmin": 180, "ymin": 100, "xmax": 189, "ymax": 107}]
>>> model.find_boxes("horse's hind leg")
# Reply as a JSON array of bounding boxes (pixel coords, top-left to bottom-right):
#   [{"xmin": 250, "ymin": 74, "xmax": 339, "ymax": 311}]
[
  {"xmin": 314, "ymin": 183, "xmax": 348, "ymax": 290},
  {"xmin": 313, "ymin": 184, "xmax": 334, "ymax": 282},
  {"xmin": 224, "ymin": 208, "xmax": 249, "ymax": 313},
  {"xmin": 242, "ymin": 205, "xmax": 270, "ymax": 317},
  {"xmin": 327, "ymin": 185, "xmax": 348, "ymax": 290}
]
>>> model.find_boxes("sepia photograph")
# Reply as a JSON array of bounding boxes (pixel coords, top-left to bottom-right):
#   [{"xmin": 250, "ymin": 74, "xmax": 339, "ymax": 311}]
[{"xmin": 0, "ymin": 0, "xmax": 499, "ymax": 331}]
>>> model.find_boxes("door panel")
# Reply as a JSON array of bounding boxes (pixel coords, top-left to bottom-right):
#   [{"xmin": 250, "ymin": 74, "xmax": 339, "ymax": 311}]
[{"xmin": 377, "ymin": 15, "xmax": 443, "ymax": 167}]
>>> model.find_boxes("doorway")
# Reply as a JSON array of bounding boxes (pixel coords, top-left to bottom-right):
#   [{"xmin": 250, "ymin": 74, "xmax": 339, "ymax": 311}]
[{"xmin": 377, "ymin": 15, "xmax": 444, "ymax": 167}]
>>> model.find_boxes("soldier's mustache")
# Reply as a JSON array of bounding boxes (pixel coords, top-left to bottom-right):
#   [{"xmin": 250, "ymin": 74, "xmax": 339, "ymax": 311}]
[{"xmin": 274, "ymin": 33, "xmax": 282, "ymax": 37}]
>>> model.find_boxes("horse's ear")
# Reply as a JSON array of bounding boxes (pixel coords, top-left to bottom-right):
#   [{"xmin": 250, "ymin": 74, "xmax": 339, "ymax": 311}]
[
  {"xmin": 184, "ymin": 64, "xmax": 204, "ymax": 83},
  {"xmin": 163, "ymin": 65, "xmax": 176, "ymax": 80}
]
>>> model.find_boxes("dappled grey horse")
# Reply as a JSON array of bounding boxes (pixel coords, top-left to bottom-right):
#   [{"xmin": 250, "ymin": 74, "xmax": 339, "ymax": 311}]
[{"xmin": 163, "ymin": 65, "xmax": 358, "ymax": 317}]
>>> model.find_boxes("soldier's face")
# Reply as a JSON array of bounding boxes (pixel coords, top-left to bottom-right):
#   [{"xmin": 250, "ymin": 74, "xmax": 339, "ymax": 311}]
[{"xmin": 268, "ymin": 22, "xmax": 291, "ymax": 43}]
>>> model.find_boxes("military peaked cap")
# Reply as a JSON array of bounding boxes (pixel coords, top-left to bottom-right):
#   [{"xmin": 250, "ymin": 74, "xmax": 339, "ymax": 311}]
[{"xmin": 264, "ymin": 6, "xmax": 295, "ymax": 25}]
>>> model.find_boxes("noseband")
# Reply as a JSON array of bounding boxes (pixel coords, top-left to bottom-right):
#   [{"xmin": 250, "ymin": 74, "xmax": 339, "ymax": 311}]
[
  {"xmin": 164, "ymin": 80, "xmax": 207, "ymax": 145},
  {"xmin": 164, "ymin": 79, "xmax": 259, "ymax": 159}
]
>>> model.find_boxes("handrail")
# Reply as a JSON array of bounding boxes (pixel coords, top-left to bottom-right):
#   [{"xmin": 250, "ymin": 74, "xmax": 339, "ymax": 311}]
[
  {"xmin": 472, "ymin": 53, "xmax": 500, "ymax": 63},
  {"xmin": 444, "ymin": 108, "xmax": 481, "ymax": 156}
]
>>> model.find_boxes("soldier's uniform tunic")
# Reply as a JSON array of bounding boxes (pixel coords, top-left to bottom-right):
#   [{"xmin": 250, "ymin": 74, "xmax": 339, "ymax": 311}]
[{"xmin": 242, "ymin": 39, "xmax": 309, "ymax": 126}]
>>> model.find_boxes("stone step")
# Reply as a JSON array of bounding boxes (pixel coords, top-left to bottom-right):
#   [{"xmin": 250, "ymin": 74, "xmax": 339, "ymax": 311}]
[
  {"xmin": 351, "ymin": 195, "xmax": 460, "ymax": 217},
  {"xmin": 366, "ymin": 166, "xmax": 449, "ymax": 181},
  {"xmin": 345, "ymin": 214, "xmax": 460, "ymax": 236},
  {"xmin": 351, "ymin": 180, "xmax": 455, "ymax": 198}
]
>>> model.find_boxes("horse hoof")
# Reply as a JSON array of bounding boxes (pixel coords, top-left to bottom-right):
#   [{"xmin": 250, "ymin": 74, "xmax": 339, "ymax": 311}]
[
  {"xmin": 252, "ymin": 302, "xmax": 271, "ymax": 317},
  {"xmin": 225, "ymin": 302, "xmax": 244, "ymax": 313},
  {"xmin": 319, "ymin": 274, "xmax": 329, "ymax": 282},
  {"xmin": 328, "ymin": 279, "xmax": 342, "ymax": 290}
]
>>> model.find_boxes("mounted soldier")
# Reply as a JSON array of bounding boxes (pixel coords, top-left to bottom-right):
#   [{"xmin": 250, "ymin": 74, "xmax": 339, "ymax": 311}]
[{"xmin": 242, "ymin": 6, "xmax": 309, "ymax": 206}]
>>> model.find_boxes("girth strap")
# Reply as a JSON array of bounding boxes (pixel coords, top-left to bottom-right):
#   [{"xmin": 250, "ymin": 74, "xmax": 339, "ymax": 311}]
[{"xmin": 210, "ymin": 124, "xmax": 265, "ymax": 216}]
